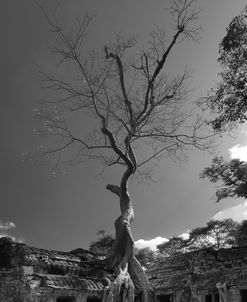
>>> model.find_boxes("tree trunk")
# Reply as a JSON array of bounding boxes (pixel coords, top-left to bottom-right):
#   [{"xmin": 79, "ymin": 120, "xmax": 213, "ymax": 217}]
[{"xmin": 102, "ymin": 186, "xmax": 153, "ymax": 302}]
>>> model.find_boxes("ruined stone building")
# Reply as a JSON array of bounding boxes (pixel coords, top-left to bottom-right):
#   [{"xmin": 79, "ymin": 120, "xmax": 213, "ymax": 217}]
[
  {"xmin": 0, "ymin": 237, "xmax": 105, "ymax": 302},
  {"xmin": 1, "ymin": 236, "xmax": 247, "ymax": 301},
  {"xmin": 148, "ymin": 246, "xmax": 247, "ymax": 302}
]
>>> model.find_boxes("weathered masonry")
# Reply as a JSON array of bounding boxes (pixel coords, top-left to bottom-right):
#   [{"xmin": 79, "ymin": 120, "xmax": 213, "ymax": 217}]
[
  {"xmin": 1, "ymin": 236, "xmax": 247, "ymax": 301},
  {"xmin": 148, "ymin": 246, "xmax": 247, "ymax": 302},
  {"xmin": 0, "ymin": 237, "xmax": 104, "ymax": 302}
]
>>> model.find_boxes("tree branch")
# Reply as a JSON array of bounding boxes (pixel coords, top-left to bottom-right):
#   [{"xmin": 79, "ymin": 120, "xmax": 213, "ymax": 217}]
[
  {"xmin": 106, "ymin": 184, "xmax": 121, "ymax": 197},
  {"xmin": 104, "ymin": 47, "xmax": 135, "ymax": 129},
  {"xmin": 136, "ymin": 27, "xmax": 184, "ymax": 124}
]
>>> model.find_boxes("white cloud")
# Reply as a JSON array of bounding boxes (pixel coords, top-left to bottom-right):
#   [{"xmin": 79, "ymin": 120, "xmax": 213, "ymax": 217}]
[
  {"xmin": 0, "ymin": 220, "xmax": 23, "ymax": 242},
  {"xmin": 135, "ymin": 236, "xmax": 168, "ymax": 251},
  {"xmin": 0, "ymin": 233, "xmax": 24, "ymax": 243},
  {"xmin": 135, "ymin": 202, "xmax": 247, "ymax": 252},
  {"xmin": 0, "ymin": 221, "xmax": 15, "ymax": 230},
  {"xmin": 229, "ymin": 144, "xmax": 247, "ymax": 162},
  {"xmin": 213, "ymin": 201, "xmax": 247, "ymax": 222},
  {"xmin": 179, "ymin": 232, "xmax": 190, "ymax": 240}
]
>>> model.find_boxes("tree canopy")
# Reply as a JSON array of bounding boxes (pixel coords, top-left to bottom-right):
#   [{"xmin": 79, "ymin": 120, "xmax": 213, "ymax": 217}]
[
  {"xmin": 188, "ymin": 219, "xmax": 238, "ymax": 250},
  {"xmin": 235, "ymin": 220, "xmax": 247, "ymax": 247},
  {"xmin": 158, "ymin": 219, "xmax": 239, "ymax": 256},
  {"xmin": 204, "ymin": 6, "xmax": 247, "ymax": 131},
  {"xmin": 201, "ymin": 157, "xmax": 247, "ymax": 202},
  {"xmin": 133, "ymin": 247, "xmax": 157, "ymax": 270},
  {"xmin": 89, "ymin": 230, "xmax": 115, "ymax": 256},
  {"xmin": 92, "ymin": 219, "xmax": 246, "ymax": 261},
  {"xmin": 201, "ymin": 6, "xmax": 247, "ymax": 208},
  {"xmin": 157, "ymin": 235, "xmax": 188, "ymax": 256}
]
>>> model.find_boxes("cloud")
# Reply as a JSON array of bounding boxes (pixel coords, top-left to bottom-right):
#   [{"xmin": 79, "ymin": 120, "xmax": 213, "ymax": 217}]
[
  {"xmin": 179, "ymin": 232, "xmax": 190, "ymax": 240},
  {"xmin": 0, "ymin": 221, "xmax": 15, "ymax": 230},
  {"xmin": 0, "ymin": 220, "xmax": 23, "ymax": 242},
  {"xmin": 135, "ymin": 236, "xmax": 168, "ymax": 251},
  {"xmin": 229, "ymin": 144, "xmax": 247, "ymax": 162},
  {"xmin": 213, "ymin": 201, "xmax": 247, "ymax": 222},
  {"xmin": 135, "ymin": 201, "xmax": 247, "ymax": 252}
]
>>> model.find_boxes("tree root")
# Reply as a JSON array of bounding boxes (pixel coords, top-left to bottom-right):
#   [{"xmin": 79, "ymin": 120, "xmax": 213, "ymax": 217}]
[
  {"xmin": 103, "ymin": 185, "xmax": 153, "ymax": 302},
  {"xmin": 102, "ymin": 264, "xmax": 135, "ymax": 302},
  {"xmin": 129, "ymin": 257, "xmax": 153, "ymax": 302}
]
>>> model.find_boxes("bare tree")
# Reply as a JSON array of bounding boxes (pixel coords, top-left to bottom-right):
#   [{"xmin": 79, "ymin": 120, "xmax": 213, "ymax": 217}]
[{"xmin": 30, "ymin": 1, "xmax": 212, "ymax": 302}]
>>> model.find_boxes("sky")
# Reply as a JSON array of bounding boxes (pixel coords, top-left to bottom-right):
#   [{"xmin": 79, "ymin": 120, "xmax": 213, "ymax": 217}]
[{"xmin": 1, "ymin": 0, "xmax": 247, "ymax": 252}]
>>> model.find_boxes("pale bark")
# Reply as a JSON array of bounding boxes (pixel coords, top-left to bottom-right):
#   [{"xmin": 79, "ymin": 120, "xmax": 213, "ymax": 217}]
[
  {"xmin": 102, "ymin": 185, "xmax": 153, "ymax": 302},
  {"xmin": 216, "ymin": 283, "xmax": 228, "ymax": 302}
]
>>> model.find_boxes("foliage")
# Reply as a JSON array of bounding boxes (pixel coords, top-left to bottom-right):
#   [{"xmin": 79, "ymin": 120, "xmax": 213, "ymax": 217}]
[
  {"xmin": 204, "ymin": 6, "xmax": 247, "ymax": 131},
  {"xmin": 134, "ymin": 247, "xmax": 157, "ymax": 269},
  {"xmin": 157, "ymin": 235, "xmax": 188, "ymax": 255},
  {"xmin": 158, "ymin": 219, "xmax": 239, "ymax": 255},
  {"xmin": 187, "ymin": 219, "xmax": 238, "ymax": 250},
  {"xmin": 201, "ymin": 6, "xmax": 247, "ymax": 208},
  {"xmin": 201, "ymin": 156, "xmax": 247, "ymax": 202},
  {"xmin": 235, "ymin": 220, "xmax": 247, "ymax": 247},
  {"xmin": 89, "ymin": 230, "xmax": 115, "ymax": 256}
]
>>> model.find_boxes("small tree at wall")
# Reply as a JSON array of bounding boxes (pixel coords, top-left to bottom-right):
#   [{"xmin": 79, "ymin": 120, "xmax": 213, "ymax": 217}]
[
  {"xmin": 158, "ymin": 219, "xmax": 239, "ymax": 255},
  {"xmin": 31, "ymin": 1, "xmax": 212, "ymax": 301}
]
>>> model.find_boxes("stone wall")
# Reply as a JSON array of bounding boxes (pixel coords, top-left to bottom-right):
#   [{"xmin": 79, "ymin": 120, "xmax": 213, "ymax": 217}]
[
  {"xmin": 0, "ymin": 237, "xmax": 104, "ymax": 302},
  {"xmin": 149, "ymin": 247, "xmax": 247, "ymax": 302},
  {"xmin": 0, "ymin": 265, "xmax": 99, "ymax": 302},
  {"xmin": 0, "ymin": 267, "xmax": 36, "ymax": 301}
]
